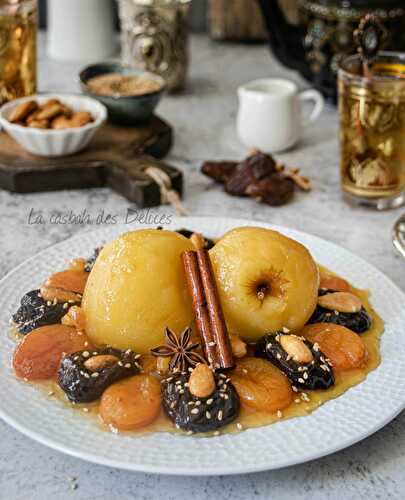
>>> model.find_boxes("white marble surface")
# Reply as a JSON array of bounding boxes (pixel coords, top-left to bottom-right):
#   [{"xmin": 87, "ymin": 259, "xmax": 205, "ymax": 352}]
[{"xmin": 1, "ymin": 33, "xmax": 405, "ymax": 499}]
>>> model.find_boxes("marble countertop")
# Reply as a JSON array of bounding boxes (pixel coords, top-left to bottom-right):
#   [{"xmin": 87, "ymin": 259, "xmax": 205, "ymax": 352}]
[{"xmin": 1, "ymin": 33, "xmax": 405, "ymax": 500}]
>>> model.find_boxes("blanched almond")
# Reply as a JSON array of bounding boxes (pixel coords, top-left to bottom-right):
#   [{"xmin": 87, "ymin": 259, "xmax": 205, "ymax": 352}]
[
  {"xmin": 319, "ymin": 274, "xmax": 351, "ymax": 292},
  {"xmin": 318, "ymin": 292, "xmax": 362, "ymax": 313},
  {"xmin": 230, "ymin": 334, "xmax": 247, "ymax": 359},
  {"xmin": 188, "ymin": 363, "xmax": 216, "ymax": 398},
  {"xmin": 279, "ymin": 335, "xmax": 313, "ymax": 363},
  {"xmin": 84, "ymin": 355, "xmax": 119, "ymax": 372}
]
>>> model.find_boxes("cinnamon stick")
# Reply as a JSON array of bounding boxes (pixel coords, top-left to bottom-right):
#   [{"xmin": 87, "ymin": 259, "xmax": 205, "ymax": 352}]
[
  {"xmin": 182, "ymin": 251, "xmax": 218, "ymax": 367},
  {"xmin": 196, "ymin": 249, "xmax": 234, "ymax": 369}
]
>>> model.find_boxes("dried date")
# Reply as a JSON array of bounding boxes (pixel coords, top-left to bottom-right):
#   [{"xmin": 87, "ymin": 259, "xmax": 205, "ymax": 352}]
[{"xmin": 246, "ymin": 173, "xmax": 294, "ymax": 206}]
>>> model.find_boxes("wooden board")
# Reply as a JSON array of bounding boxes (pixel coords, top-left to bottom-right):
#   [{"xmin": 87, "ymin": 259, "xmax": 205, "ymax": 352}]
[{"xmin": 0, "ymin": 115, "xmax": 183, "ymax": 208}]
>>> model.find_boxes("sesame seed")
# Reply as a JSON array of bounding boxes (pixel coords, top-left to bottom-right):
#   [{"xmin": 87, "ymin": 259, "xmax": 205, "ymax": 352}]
[
  {"xmin": 276, "ymin": 353, "xmax": 281, "ymax": 360},
  {"xmin": 286, "ymin": 354, "xmax": 291, "ymax": 361},
  {"xmin": 303, "ymin": 372, "xmax": 308, "ymax": 380},
  {"xmin": 134, "ymin": 354, "xmax": 141, "ymax": 359},
  {"xmin": 191, "ymin": 408, "xmax": 199, "ymax": 414},
  {"xmin": 179, "ymin": 389, "xmax": 184, "ymax": 394},
  {"xmin": 84, "ymin": 373, "xmax": 90, "ymax": 379},
  {"xmin": 213, "ymin": 431, "xmax": 220, "ymax": 436},
  {"xmin": 188, "ymin": 367, "xmax": 193, "ymax": 373},
  {"xmin": 47, "ymin": 391, "xmax": 54, "ymax": 396},
  {"xmin": 82, "ymin": 351, "xmax": 90, "ymax": 358},
  {"xmin": 219, "ymin": 373, "xmax": 227, "ymax": 379},
  {"xmin": 206, "ymin": 398, "xmax": 213, "ymax": 405},
  {"xmin": 74, "ymin": 356, "xmax": 79, "ymax": 361},
  {"xmin": 46, "ymin": 301, "xmax": 52, "ymax": 306},
  {"xmin": 125, "ymin": 349, "xmax": 132, "ymax": 354},
  {"xmin": 242, "ymin": 369, "xmax": 248, "ymax": 374},
  {"xmin": 266, "ymin": 343, "xmax": 272, "ymax": 349},
  {"xmin": 170, "ymin": 401, "xmax": 176, "ymax": 408},
  {"xmin": 282, "ymin": 327, "xmax": 290, "ymax": 333},
  {"xmin": 84, "ymin": 341, "xmax": 89, "ymax": 347},
  {"xmin": 195, "ymin": 401, "xmax": 201, "ymax": 406},
  {"xmin": 224, "ymin": 394, "xmax": 229, "ymax": 400},
  {"xmin": 118, "ymin": 361, "xmax": 123, "ymax": 367},
  {"xmin": 277, "ymin": 410, "xmax": 283, "ymax": 418},
  {"xmin": 313, "ymin": 343, "xmax": 319, "ymax": 352},
  {"xmin": 166, "ymin": 377, "xmax": 173, "ymax": 382},
  {"xmin": 218, "ymin": 379, "xmax": 224, "ymax": 386},
  {"xmin": 63, "ymin": 302, "xmax": 69, "ymax": 309},
  {"xmin": 124, "ymin": 363, "xmax": 131, "ymax": 369},
  {"xmin": 218, "ymin": 410, "xmax": 223, "ymax": 421},
  {"xmin": 91, "ymin": 372, "xmax": 99, "ymax": 378},
  {"xmin": 206, "ymin": 411, "xmax": 211, "ymax": 419},
  {"xmin": 298, "ymin": 378, "xmax": 305, "ymax": 384},
  {"xmin": 77, "ymin": 331, "xmax": 83, "ymax": 336},
  {"xmin": 294, "ymin": 398, "xmax": 300, "ymax": 404},
  {"xmin": 208, "ymin": 341, "xmax": 216, "ymax": 347},
  {"xmin": 83, "ymin": 408, "xmax": 89, "ymax": 413},
  {"xmin": 236, "ymin": 423, "xmax": 243, "ymax": 430},
  {"xmin": 92, "ymin": 352, "xmax": 98, "ymax": 356},
  {"xmin": 292, "ymin": 385, "xmax": 298, "ymax": 392}
]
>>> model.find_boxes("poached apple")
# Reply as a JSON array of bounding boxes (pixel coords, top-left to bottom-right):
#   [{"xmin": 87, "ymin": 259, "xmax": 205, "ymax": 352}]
[
  {"xmin": 209, "ymin": 227, "xmax": 319, "ymax": 342},
  {"xmin": 82, "ymin": 229, "xmax": 194, "ymax": 353}
]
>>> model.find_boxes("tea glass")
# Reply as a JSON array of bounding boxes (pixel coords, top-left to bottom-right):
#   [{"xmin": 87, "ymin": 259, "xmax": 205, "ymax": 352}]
[{"xmin": 338, "ymin": 52, "xmax": 405, "ymax": 210}]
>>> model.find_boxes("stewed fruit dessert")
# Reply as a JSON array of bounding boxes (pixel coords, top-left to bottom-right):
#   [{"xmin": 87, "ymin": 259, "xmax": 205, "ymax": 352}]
[{"xmin": 9, "ymin": 226, "xmax": 383, "ymax": 436}]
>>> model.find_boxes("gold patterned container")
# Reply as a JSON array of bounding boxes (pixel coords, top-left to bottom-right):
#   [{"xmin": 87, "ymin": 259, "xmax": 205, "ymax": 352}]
[
  {"xmin": 0, "ymin": 0, "xmax": 37, "ymax": 106},
  {"xmin": 117, "ymin": 0, "xmax": 191, "ymax": 92},
  {"xmin": 338, "ymin": 52, "xmax": 405, "ymax": 210}
]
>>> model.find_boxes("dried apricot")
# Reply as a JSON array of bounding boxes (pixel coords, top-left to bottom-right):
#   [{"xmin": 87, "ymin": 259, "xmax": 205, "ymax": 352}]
[
  {"xmin": 301, "ymin": 323, "xmax": 367, "ymax": 372},
  {"xmin": 13, "ymin": 324, "xmax": 91, "ymax": 380},
  {"xmin": 229, "ymin": 357, "xmax": 292, "ymax": 413},
  {"xmin": 100, "ymin": 375, "xmax": 161, "ymax": 431},
  {"xmin": 319, "ymin": 274, "xmax": 351, "ymax": 292},
  {"xmin": 44, "ymin": 270, "xmax": 88, "ymax": 294}
]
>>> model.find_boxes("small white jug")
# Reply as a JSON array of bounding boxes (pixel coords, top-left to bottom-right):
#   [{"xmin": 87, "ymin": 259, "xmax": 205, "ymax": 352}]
[{"xmin": 237, "ymin": 78, "xmax": 324, "ymax": 153}]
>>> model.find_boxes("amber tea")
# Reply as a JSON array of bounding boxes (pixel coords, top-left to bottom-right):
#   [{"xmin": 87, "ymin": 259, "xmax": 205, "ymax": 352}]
[
  {"xmin": 339, "ymin": 53, "xmax": 405, "ymax": 209},
  {"xmin": 0, "ymin": 0, "xmax": 37, "ymax": 106}
]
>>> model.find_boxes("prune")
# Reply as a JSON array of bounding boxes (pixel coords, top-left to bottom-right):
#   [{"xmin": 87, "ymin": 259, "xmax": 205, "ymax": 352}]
[
  {"xmin": 225, "ymin": 151, "xmax": 277, "ymax": 196},
  {"xmin": 162, "ymin": 371, "xmax": 240, "ymax": 432},
  {"xmin": 246, "ymin": 173, "xmax": 295, "ymax": 206},
  {"xmin": 84, "ymin": 247, "xmax": 102, "ymax": 273},
  {"xmin": 308, "ymin": 305, "xmax": 372, "ymax": 334},
  {"xmin": 255, "ymin": 332, "xmax": 334, "ymax": 390},
  {"xmin": 58, "ymin": 347, "xmax": 141, "ymax": 403},
  {"xmin": 12, "ymin": 289, "xmax": 71, "ymax": 335}
]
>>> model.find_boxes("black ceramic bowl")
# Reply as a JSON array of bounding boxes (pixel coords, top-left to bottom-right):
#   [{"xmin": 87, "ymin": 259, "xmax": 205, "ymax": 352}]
[{"xmin": 79, "ymin": 62, "xmax": 166, "ymax": 124}]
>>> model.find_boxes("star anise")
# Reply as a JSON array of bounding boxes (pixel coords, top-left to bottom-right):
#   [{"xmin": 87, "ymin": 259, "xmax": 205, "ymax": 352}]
[{"xmin": 151, "ymin": 327, "xmax": 206, "ymax": 372}]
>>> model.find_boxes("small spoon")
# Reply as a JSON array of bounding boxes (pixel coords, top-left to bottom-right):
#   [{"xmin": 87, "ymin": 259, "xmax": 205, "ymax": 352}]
[{"xmin": 392, "ymin": 214, "xmax": 405, "ymax": 258}]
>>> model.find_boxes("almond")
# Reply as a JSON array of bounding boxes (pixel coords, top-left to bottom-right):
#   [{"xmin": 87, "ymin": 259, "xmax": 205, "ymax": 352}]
[
  {"xmin": 318, "ymin": 292, "xmax": 362, "ymax": 313},
  {"xmin": 188, "ymin": 363, "xmax": 216, "ymax": 398},
  {"xmin": 279, "ymin": 335, "xmax": 313, "ymax": 363},
  {"xmin": 36, "ymin": 103, "xmax": 63, "ymax": 121},
  {"xmin": 84, "ymin": 355, "xmax": 119, "ymax": 372},
  {"xmin": 319, "ymin": 274, "xmax": 351, "ymax": 292},
  {"xmin": 230, "ymin": 334, "xmax": 247, "ymax": 359},
  {"xmin": 9, "ymin": 100, "xmax": 37, "ymax": 122}
]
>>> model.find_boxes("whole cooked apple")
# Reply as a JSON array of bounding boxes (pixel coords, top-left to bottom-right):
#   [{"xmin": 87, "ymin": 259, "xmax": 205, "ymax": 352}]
[
  {"xmin": 209, "ymin": 227, "xmax": 319, "ymax": 342},
  {"xmin": 82, "ymin": 229, "xmax": 194, "ymax": 353}
]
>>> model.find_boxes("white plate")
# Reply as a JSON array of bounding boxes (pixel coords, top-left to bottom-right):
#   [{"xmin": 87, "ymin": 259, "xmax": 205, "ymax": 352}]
[{"xmin": 1, "ymin": 217, "xmax": 404, "ymax": 476}]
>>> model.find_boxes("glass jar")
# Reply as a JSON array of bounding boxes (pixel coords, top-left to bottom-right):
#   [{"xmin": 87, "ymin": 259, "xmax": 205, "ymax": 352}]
[
  {"xmin": 0, "ymin": 0, "xmax": 37, "ymax": 106},
  {"xmin": 338, "ymin": 52, "xmax": 405, "ymax": 209},
  {"xmin": 117, "ymin": 0, "xmax": 191, "ymax": 92}
]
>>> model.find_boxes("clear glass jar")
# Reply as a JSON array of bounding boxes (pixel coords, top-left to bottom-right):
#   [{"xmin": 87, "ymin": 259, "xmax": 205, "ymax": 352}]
[
  {"xmin": 338, "ymin": 52, "xmax": 405, "ymax": 209},
  {"xmin": 0, "ymin": 0, "xmax": 37, "ymax": 106},
  {"xmin": 117, "ymin": 0, "xmax": 191, "ymax": 92}
]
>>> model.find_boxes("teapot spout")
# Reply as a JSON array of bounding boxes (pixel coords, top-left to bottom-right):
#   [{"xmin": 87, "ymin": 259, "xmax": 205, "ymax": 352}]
[{"xmin": 256, "ymin": 0, "xmax": 308, "ymax": 75}]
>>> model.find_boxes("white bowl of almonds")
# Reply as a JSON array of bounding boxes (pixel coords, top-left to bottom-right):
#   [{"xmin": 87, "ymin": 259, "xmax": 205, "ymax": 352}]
[{"xmin": 0, "ymin": 93, "xmax": 107, "ymax": 157}]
